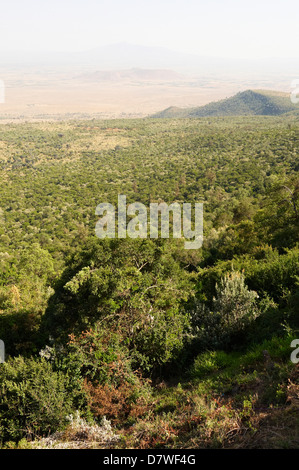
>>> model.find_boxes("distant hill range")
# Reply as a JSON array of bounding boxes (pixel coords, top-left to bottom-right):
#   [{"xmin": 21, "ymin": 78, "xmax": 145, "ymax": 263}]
[
  {"xmin": 152, "ymin": 90, "xmax": 299, "ymax": 118},
  {"xmin": 76, "ymin": 68, "xmax": 183, "ymax": 82},
  {"xmin": 2, "ymin": 43, "xmax": 298, "ymax": 78}
]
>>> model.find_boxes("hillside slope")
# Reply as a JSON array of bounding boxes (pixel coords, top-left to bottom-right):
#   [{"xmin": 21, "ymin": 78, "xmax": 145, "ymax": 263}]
[{"xmin": 152, "ymin": 90, "xmax": 299, "ymax": 118}]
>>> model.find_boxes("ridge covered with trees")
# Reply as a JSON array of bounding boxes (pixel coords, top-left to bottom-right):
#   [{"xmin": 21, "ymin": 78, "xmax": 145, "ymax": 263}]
[{"xmin": 152, "ymin": 90, "xmax": 299, "ymax": 118}]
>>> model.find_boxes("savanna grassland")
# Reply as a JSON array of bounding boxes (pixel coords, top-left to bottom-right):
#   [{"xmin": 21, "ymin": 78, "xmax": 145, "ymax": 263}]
[{"xmin": 0, "ymin": 114, "xmax": 298, "ymax": 449}]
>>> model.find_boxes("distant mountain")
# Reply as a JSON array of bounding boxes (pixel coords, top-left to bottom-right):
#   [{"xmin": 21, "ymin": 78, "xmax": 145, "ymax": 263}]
[
  {"xmin": 152, "ymin": 90, "xmax": 299, "ymax": 118},
  {"xmin": 77, "ymin": 43, "xmax": 199, "ymax": 71},
  {"xmin": 0, "ymin": 43, "xmax": 202, "ymax": 71},
  {"xmin": 76, "ymin": 68, "xmax": 183, "ymax": 82},
  {"xmin": 1, "ymin": 43, "xmax": 298, "ymax": 78}
]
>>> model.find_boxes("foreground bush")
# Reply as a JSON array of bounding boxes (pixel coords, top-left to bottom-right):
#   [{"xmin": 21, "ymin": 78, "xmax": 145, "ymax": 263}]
[
  {"xmin": 0, "ymin": 356, "xmax": 79, "ymax": 444},
  {"xmin": 191, "ymin": 271, "xmax": 260, "ymax": 349},
  {"xmin": 60, "ymin": 326, "xmax": 152, "ymax": 424},
  {"xmin": 41, "ymin": 238, "xmax": 194, "ymax": 373}
]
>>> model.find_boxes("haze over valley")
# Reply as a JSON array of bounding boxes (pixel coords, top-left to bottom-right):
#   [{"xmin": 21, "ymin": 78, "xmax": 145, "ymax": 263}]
[{"xmin": 0, "ymin": 43, "xmax": 297, "ymax": 121}]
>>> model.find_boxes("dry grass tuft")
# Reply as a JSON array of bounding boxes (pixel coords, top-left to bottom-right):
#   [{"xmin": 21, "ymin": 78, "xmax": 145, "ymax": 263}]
[{"xmin": 32, "ymin": 411, "xmax": 120, "ymax": 449}]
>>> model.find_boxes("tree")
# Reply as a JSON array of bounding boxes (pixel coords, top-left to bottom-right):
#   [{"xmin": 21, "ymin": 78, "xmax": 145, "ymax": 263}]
[{"xmin": 191, "ymin": 271, "xmax": 260, "ymax": 349}]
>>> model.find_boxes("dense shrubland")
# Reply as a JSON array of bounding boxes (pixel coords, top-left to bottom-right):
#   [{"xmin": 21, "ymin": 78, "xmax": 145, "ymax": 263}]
[{"xmin": 0, "ymin": 115, "xmax": 298, "ymax": 448}]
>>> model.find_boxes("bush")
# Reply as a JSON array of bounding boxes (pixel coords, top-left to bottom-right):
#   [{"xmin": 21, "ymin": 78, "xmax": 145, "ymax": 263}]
[
  {"xmin": 191, "ymin": 271, "xmax": 260, "ymax": 349},
  {"xmin": 0, "ymin": 356, "xmax": 78, "ymax": 444},
  {"xmin": 41, "ymin": 238, "xmax": 194, "ymax": 373},
  {"xmin": 54, "ymin": 326, "xmax": 152, "ymax": 425},
  {"xmin": 199, "ymin": 246, "xmax": 299, "ymax": 306}
]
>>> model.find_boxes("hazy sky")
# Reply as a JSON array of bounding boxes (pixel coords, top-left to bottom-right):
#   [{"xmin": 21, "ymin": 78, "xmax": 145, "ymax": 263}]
[{"xmin": 1, "ymin": 0, "xmax": 298, "ymax": 59}]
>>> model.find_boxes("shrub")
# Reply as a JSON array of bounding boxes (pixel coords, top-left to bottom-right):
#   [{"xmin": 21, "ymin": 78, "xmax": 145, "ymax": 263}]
[
  {"xmin": 84, "ymin": 379, "xmax": 150, "ymax": 425},
  {"xmin": 0, "ymin": 356, "xmax": 78, "ymax": 444},
  {"xmin": 191, "ymin": 271, "xmax": 260, "ymax": 349},
  {"xmin": 56, "ymin": 326, "xmax": 152, "ymax": 425},
  {"xmin": 41, "ymin": 238, "xmax": 194, "ymax": 373}
]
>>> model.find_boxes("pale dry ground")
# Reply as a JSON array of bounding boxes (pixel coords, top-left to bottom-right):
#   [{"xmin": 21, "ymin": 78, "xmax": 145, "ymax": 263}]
[
  {"xmin": 0, "ymin": 67, "xmax": 292, "ymax": 122},
  {"xmin": 0, "ymin": 120, "xmax": 134, "ymax": 167}
]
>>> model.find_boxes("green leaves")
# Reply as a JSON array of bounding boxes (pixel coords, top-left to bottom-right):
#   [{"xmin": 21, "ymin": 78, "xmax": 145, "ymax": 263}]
[
  {"xmin": 41, "ymin": 237, "xmax": 193, "ymax": 371},
  {"xmin": 191, "ymin": 271, "xmax": 260, "ymax": 350},
  {"xmin": 0, "ymin": 356, "xmax": 77, "ymax": 443}
]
